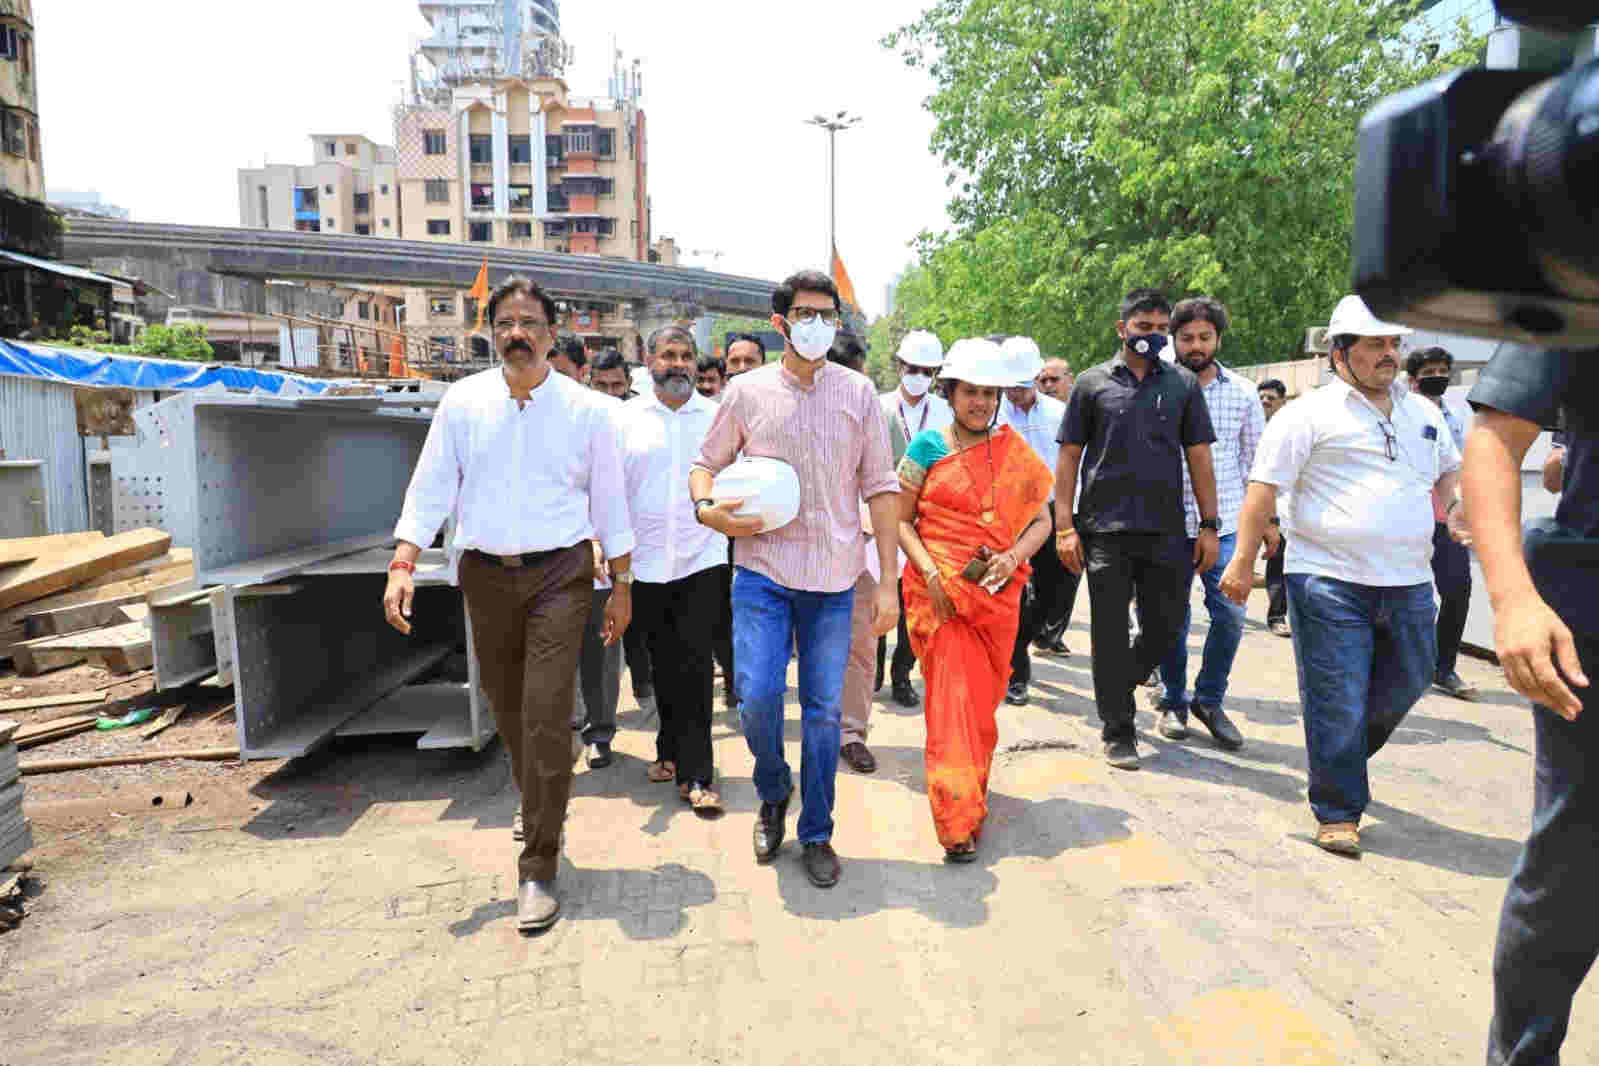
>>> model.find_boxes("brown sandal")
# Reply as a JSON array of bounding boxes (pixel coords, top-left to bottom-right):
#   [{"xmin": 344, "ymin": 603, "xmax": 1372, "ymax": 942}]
[
  {"xmin": 648, "ymin": 760, "xmax": 675, "ymax": 783},
  {"xmin": 686, "ymin": 785, "xmax": 723, "ymax": 816}
]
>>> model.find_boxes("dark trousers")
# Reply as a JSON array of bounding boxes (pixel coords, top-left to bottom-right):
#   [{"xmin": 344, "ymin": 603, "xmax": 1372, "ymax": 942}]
[
  {"xmin": 1011, "ymin": 508, "xmax": 1073, "ymax": 685},
  {"xmin": 575, "ymin": 587, "xmax": 620, "ymax": 744},
  {"xmin": 623, "ymin": 616, "xmax": 653, "ymax": 697},
  {"xmin": 1431, "ymin": 522, "xmax": 1472, "ymax": 678},
  {"xmin": 1083, "ymin": 533, "xmax": 1191, "ymax": 741},
  {"xmin": 1039, "ymin": 570, "xmax": 1082, "ymax": 645},
  {"xmin": 632, "ymin": 565, "xmax": 723, "ymax": 788},
  {"xmin": 712, "ymin": 556, "xmax": 735, "ymax": 699},
  {"xmin": 460, "ymin": 544, "xmax": 591, "ymax": 884},
  {"xmin": 889, "ymin": 578, "xmax": 916, "ymax": 686},
  {"xmin": 1489, "ymin": 636, "xmax": 1599, "ymax": 1065},
  {"xmin": 1266, "ymin": 535, "xmax": 1288, "ymax": 624}
]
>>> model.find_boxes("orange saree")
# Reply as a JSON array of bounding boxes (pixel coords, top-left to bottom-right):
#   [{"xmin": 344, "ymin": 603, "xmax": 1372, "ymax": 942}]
[{"xmin": 901, "ymin": 426, "xmax": 1054, "ymax": 848}]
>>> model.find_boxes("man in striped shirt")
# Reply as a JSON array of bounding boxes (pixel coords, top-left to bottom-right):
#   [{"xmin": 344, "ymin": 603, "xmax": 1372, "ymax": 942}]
[
  {"xmin": 690, "ymin": 270, "xmax": 901, "ymax": 890},
  {"xmin": 1153, "ymin": 298, "xmax": 1264, "ymax": 750}
]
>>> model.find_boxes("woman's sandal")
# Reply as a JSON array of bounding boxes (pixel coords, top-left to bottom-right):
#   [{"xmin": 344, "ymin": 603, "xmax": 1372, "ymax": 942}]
[
  {"xmin": 944, "ymin": 840, "xmax": 978, "ymax": 863},
  {"xmin": 648, "ymin": 760, "xmax": 675, "ymax": 783},
  {"xmin": 683, "ymin": 784, "xmax": 724, "ymax": 817}
]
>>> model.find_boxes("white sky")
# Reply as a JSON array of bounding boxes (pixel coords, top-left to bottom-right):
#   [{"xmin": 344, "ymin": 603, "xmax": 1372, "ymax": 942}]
[{"xmin": 35, "ymin": 0, "xmax": 953, "ymax": 317}]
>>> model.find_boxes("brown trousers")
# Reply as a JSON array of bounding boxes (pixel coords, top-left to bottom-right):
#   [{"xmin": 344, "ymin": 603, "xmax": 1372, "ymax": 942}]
[{"xmin": 459, "ymin": 543, "xmax": 592, "ymax": 883}]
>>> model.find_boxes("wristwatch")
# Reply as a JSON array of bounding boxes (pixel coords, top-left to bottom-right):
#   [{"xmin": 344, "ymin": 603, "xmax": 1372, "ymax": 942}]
[
  {"xmin": 1199, "ymin": 518, "xmax": 1220, "ymax": 532},
  {"xmin": 693, "ymin": 498, "xmax": 715, "ymax": 524},
  {"xmin": 611, "ymin": 570, "xmax": 635, "ymax": 586}
]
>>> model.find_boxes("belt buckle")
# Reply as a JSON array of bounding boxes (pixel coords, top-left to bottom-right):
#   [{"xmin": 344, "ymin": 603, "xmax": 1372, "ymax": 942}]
[{"xmin": 499, "ymin": 553, "xmax": 524, "ymax": 568}]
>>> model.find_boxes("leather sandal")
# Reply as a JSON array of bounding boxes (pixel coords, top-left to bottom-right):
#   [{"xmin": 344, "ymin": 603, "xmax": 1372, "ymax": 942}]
[
  {"xmin": 687, "ymin": 785, "xmax": 723, "ymax": 816},
  {"xmin": 647, "ymin": 760, "xmax": 675, "ymax": 783},
  {"xmin": 1315, "ymin": 821, "xmax": 1360, "ymax": 856}
]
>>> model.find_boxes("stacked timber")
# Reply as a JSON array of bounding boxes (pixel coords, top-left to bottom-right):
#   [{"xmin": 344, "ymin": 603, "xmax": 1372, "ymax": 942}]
[
  {"xmin": 0, "ymin": 530, "xmax": 189, "ymax": 674},
  {"xmin": 0, "ymin": 720, "xmax": 30, "ymax": 868}
]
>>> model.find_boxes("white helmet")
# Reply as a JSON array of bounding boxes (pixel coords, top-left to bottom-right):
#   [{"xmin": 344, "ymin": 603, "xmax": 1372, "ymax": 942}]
[
  {"xmin": 709, "ymin": 456, "xmax": 801, "ymax": 534},
  {"xmin": 896, "ymin": 330, "xmax": 945, "ymax": 369},
  {"xmin": 938, "ymin": 338, "xmax": 1015, "ymax": 388},
  {"xmin": 1001, "ymin": 336, "xmax": 1044, "ymax": 386},
  {"xmin": 1327, "ymin": 295, "xmax": 1414, "ymax": 339}
]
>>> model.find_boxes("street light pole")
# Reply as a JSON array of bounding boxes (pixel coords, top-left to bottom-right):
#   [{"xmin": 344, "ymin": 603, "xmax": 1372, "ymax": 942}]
[{"xmin": 806, "ymin": 111, "xmax": 861, "ymax": 270}]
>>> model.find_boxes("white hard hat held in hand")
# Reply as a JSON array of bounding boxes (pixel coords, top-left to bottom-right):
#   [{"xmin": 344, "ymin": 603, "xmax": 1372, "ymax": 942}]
[{"xmin": 710, "ymin": 457, "xmax": 801, "ymax": 534}]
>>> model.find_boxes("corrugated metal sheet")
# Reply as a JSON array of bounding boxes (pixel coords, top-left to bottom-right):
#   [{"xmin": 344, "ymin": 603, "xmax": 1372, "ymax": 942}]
[{"xmin": 0, "ymin": 374, "xmax": 90, "ymax": 534}]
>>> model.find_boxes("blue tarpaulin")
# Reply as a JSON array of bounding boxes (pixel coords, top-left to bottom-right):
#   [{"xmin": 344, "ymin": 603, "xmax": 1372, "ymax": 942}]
[{"xmin": 0, "ymin": 340, "xmax": 331, "ymax": 393}]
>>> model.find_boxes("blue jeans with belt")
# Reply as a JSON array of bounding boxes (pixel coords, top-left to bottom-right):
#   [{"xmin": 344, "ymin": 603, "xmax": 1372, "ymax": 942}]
[
  {"xmin": 1487, "ymin": 635, "xmax": 1599, "ymax": 1066},
  {"xmin": 1159, "ymin": 532, "xmax": 1247, "ymax": 714},
  {"xmin": 731, "ymin": 566, "xmax": 855, "ymax": 845},
  {"xmin": 1285, "ymin": 574, "xmax": 1435, "ymax": 825}
]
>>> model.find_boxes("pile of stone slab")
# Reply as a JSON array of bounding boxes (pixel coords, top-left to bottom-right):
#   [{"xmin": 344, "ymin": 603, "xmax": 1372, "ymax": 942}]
[{"xmin": 0, "ymin": 720, "xmax": 31, "ymax": 869}]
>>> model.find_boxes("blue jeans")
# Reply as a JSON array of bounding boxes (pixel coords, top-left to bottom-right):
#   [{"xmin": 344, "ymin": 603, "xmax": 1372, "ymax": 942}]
[
  {"xmin": 731, "ymin": 567, "xmax": 855, "ymax": 845},
  {"xmin": 1488, "ymin": 636, "xmax": 1599, "ymax": 1066},
  {"xmin": 1285, "ymin": 575, "xmax": 1435, "ymax": 825},
  {"xmin": 1160, "ymin": 533, "xmax": 1246, "ymax": 714}
]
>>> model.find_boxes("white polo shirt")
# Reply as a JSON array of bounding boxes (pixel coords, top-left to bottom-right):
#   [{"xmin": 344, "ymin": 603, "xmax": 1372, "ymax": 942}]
[
  {"xmin": 1250, "ymin": 378, "xmax": 1461, "ymax": 587},
  {"xmin": 616, "ymin": 387, "xmax": 728, "ymax": 585},
  {"xmin": 1000, "ymin": 391, "xmax": 1068, "ymax": 498}
]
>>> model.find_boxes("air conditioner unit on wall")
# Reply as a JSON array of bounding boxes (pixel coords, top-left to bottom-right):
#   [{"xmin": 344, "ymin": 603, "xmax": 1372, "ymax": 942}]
[{"xmin": 1305, "ymin": 327, "xmax": 1330, "ymax": 354}]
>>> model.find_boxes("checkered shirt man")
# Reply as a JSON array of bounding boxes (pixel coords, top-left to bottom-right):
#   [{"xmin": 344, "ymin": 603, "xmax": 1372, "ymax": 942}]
[{"xmin": 1181, "ymin": 363, "xmax": 1264, "ymax": 537}]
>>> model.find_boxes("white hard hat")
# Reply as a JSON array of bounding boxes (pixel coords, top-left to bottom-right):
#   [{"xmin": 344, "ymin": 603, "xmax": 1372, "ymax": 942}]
[
  {"xmin": 896, "ymin": 330, "xmax": 945, "ymax": 369},
  {"xmin": 1327, "ymin": 295, "xmax": 1414, "ymax": 339},
  {"xmin": 630, "ymin": 365, "xmax": 653, "ymax": 394},
  {"xmin": 1001, "ymin": 336, "xmax": 1044, "ymax": 385},
  {"xmin": 710, "ymin": 456, "xmax": 801, "ymax": 534},
  {"xmin": 938, "ymin": 338, "xmax": 1015, "ymax": 388}
]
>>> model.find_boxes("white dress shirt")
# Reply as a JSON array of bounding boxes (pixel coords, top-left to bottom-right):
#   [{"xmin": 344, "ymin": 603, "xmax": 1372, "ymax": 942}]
[
  {"xmin": 394, "ymin": 366, "xmax": 636, "ymax": 572},
  {"xmin": 616, "ymin": 387, "xmax": 728, "ymax": 584},
  {"xmin": 1179, "ymin": 364, "xmax": 1264, "ymax": 537},
  {"xmin": 1250, "ymin": 378, "xmax": 1461, "ymax": 587},
  {"xmin": 1000, "ymin": 391, "xmax": 1068, "ymax": 497},
  {"xmin": 880, "ymin": 389, "xmax": 954, "ymax": 454}
]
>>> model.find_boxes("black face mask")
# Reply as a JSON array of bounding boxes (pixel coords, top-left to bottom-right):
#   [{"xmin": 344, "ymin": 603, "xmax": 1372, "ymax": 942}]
[{"xmin": 1415, "ymin": 375, "xmax": 1450, "ymax": 397}]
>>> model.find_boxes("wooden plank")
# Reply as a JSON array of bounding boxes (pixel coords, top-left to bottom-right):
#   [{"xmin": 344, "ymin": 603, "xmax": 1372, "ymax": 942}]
[
  {"xmin": 202, "ymin": 532, "xmax": 395, "ymax": 587},
  {"xmin": 11, "ymin": 649, "xmax": 87, "ymax": 676},
  {"xmin": 14, "ymin": 714, "xmax": 99, "ymax": 749},
  {"xmin": 0, "ymin": 566, "xmax": 194, "ymax": 625},
  {"xmin": 22, "ymin": 599, "xmax": 143, "ymax": 639},
  {"xmin": 73, "ymin": 549, "xmax": 194, "ymax": 594},
  {"xmin": 0, "ymin": 690, "xmax": 106, "ymax": 714},
  {"xmin": 99, "ymin": 643, "xmax": 154, "ymax": 675},
  {"xmin": 21, "ymin": 747, "xmax": 239, "ymax": 775},
  {"xmin": 0, "ymin": 529, "xmax": 172, "ymax": 611},
  {"xmin": 12, "ymin": 621, "xmax": 152, "ymax": 677},
  {"xmin": 140, "ymin": 704, "xmax": 187, "ymax": 740},
  {"xmin": 0, "ymin": 532, "xmax": 105, "ymax": 567}
]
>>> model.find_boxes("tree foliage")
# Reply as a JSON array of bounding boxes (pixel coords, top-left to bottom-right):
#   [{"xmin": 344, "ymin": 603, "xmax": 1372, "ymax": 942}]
[
  {"xmin": 134, "ymin": 323, "xmax": 214, "ymax": 362},
  {"xmin": 885, "ymin": 0, "xmax": 1484, "ymax": 368}
]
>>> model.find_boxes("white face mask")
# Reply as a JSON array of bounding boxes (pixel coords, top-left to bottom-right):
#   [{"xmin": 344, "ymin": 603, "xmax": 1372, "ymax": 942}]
[
  {"xmin": 900, "ymin": 371, "xmax": 932, "ymax": 397},
  {"xmin": 787, "ymin": 317, "xmax": 836, "ymax": 361}
]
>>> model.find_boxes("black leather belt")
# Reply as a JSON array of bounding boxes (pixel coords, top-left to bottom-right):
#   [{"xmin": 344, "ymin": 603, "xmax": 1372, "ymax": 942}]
[{"xmin": 466, "ymin": 546, "xmax": 573, "ymax": 569}]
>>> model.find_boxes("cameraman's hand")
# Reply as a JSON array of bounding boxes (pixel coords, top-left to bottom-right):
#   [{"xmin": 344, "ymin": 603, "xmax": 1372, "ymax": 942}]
[{"xmin": 1496, "ymin": 596, "xmax": 1588, "ymax": 721}]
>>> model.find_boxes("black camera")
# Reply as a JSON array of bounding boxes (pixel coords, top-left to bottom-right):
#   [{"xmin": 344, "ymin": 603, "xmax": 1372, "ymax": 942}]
[{"xmin": 1353, "ymin": 3, "xmax": 1599, "ymax": 347}]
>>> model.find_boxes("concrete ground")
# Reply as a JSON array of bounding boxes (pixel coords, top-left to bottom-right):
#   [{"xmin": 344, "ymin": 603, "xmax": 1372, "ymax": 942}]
[{"xmin": 2, "ymin": 585, "xmax": 1589, "ymax": 1066}]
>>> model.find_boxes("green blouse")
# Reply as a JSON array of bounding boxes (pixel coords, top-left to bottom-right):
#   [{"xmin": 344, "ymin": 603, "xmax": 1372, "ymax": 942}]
[{"xmin": 897, "ymin": 428, "xmax": 953, "ymax": 491}]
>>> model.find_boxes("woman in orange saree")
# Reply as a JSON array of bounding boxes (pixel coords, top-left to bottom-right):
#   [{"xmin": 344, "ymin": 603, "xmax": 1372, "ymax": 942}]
[{"xmin": 897, "ymin": 340, "xmax": 1055, "ymax": 861}]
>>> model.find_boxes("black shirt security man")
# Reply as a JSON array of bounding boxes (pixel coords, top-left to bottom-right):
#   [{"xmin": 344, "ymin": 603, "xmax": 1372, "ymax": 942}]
[{"xmin": 1055, "ymin": 287, "xmax": 1220, "ymax": 770}]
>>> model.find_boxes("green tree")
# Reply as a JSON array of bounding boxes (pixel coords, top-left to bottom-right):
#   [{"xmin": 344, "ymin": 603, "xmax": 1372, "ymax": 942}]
[
  {"xmin": 134, "ymin": 323, "xmax": 214, "ymax": 362},
  {"xmin": 886, "ymin": 0, "xmax": 1484, "ymax": 368}
]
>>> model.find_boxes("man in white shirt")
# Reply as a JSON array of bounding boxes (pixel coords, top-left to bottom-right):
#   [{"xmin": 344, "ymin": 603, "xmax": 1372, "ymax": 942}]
[
  {"xmin": 617, "ymin": 326, "xmax": 730, "ymax": 812},
  {"xmin": 879, "ymin": 330, "xmax": 954, "ymax": 708},
  {"xmin": 996, "ymin": 336, "xmax": 1070, "ymax": 706},
  {"xmin": 1152, "ymin": 298, "xmax": 1266, "ymax": 749},
  {"xmin": 385, "ymin": 277, "xmax": 635, "ymax": 933},
  {"xmin": 1221, "ymin": 295, "xmax": 1465, "ymax": 857}
]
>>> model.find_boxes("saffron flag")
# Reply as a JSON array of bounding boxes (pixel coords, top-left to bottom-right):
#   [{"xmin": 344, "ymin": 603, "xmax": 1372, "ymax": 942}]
[
  {"xmin": 831, "ymin": 245, "xmax": 859, "ymax": 311},
  {"xmin": 388, "ymin": 336, "xmax": 407, "ymax": 379},
  {"xmin": 468, "ymin": 258, "xmax": 490, "ymax": 333}
]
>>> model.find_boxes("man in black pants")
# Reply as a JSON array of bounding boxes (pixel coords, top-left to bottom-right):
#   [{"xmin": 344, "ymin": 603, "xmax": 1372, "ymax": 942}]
[
  {"xmin": 1054, "ymin": 288, "xmax": 1220, "ymax": 770},
  {"xmin": 1406, "ymin": 347, "xmax": 1478, "ymax": 700},
  {"xmin": 1257, "ymin": 379, "xmax": 1291, "ymax": 637}
]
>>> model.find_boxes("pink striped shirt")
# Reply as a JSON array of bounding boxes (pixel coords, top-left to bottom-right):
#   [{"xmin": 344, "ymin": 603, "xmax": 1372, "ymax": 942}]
[{"xmin": 694, "ymin": 359, "xmax": 899, "ymax": 593}]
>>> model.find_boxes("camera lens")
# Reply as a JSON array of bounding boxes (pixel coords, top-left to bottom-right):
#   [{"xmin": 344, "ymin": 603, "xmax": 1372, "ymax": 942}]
[{"xmin": 1492, "ymin": 57, "xmax": 1599, "ymax": 302}]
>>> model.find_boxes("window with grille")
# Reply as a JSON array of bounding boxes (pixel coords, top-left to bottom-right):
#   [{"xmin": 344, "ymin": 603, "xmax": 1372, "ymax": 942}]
[
  {"xmin": 469, "ymin": 221, "xmax": 492, "ymax": 242},
  {"xmin": 469, "ymin": 134, "xmax": 492, "ymax": 164},
  {"xmin": 426, "ymin": 219, "xmax": 451, "ymax": 236},
  {"xmin": 470, "ymin": 183, "xmax": 493, "ymax": 209},
  {"xmin": 354, "ymin": 223, "xmax": 371, "ymax": 235},
  {"xmin": 564, "ymin": 127, "xmax": 593, "ymax": 155},
  {"xmin": 357, "ymin": 302, "xmax": 370, "ymax": 320},
  {"xmin": 596, "ymin": 129, "xmax": 615, "ymax": 158},
  {"xmin": 423, "ymin": 129, "xmax": 446, "ymax": 154},
  {"xmin": 509, "ymin": 221, "xmax": 533, "ymax": 238},
  {"xmin": 1, "ymin": 111, "xmax": 26, "ymax": 157},
  {"xmin": 509, "ymin": 136, "xmax": 532, "ymax": 164},
  {"xmin": 424, "ymin": 180, "xmax": 449, "ymax": 203},
  {"xmin": 353, "ymin": 192, "xmax": 371, "ymax": 212},
  {"xmin": 509, "ymin": 185, "xmax": 534, "ymax": 212},
  {"xmin": 428, "ymin": 294, "xmax": 454, "ymax": 316}
]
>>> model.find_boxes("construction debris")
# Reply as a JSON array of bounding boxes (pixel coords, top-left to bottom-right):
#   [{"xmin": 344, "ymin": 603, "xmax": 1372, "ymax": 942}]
[
  {"xmin": 140, "ymin": 704, "xmax": 188, "ymax": 740},
  {"xmin": 0, "ymin": 721, "xmax": 33, "ymax": 871},
  {"xmin": 0, "ymin": 529, "xmax": 172, "ymax": 611},
  {"xmin": 19, "ymin": 747, "xmax": 239, "ymax": 776},
  {"xmin": 0, "ymin": 690, "xmax": 106, "ymax": 714},
  {"xmin": 13, "ymin": 715, "xmax": 100, "ymax": 750}
]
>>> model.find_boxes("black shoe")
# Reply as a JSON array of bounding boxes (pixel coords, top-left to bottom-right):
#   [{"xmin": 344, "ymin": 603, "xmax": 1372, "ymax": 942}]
[
  {"xmin": 892, "ymin": 681, "xmax": 919, "ymax": 708},
  {"xmin": 1042, "ymin": 637, "xmax": 1071, "ymax": 656},
  {"xmin": 1191, "ymin": 703, "xmax": 1244, "ymax": 751},
  {"xmin": 1434, "ymin": 671, "xmax": 1479, "ymax": 701},
  {"xmin": 1005, "ymin": 681, "xmax": 1029, "ymax": 705},
  {"xmin": 1140, "ymin": 668, "xmax": 1162, "ymax": 688},
  {"xmin": 802, "ymin": 842, "xmax": 841, "ymax": 888},
  {"xmin": 584, "ymin": 741, "xmax": 613, "ymax": 768},
  {"xmin": 874, "ymin": 672, "xmax": 884, "ymax": 694},
  {"xmin": 840, "ymin": 741, "xmax": 877, "ymax": 774},
  {"xmin": 1157, "ymin": 709, "xmax": 1188, "ymax": 740},
  {"xmin": 1104, "ymin": 737, "xmax": 1140, "ymax": 770},
  {"xmin": 753, "ymin": 794, "xmax": 789, "ymax": 863},
  {"xmin": 723, "ymin": 685, "xmax": 738, "ymax": 710},
  {"xmin": 634, "ymin": 683, "xmax": 654, "ymax": 702}
]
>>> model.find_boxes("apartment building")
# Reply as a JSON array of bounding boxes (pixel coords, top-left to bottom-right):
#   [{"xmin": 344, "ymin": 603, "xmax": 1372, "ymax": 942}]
[
  {"xmin": 237, "ymin": 135, "xmax": 401, "ymax": 237},
  {"xmin": 0, "ymin": 0, "xmax": 41, "ymax": 202}
]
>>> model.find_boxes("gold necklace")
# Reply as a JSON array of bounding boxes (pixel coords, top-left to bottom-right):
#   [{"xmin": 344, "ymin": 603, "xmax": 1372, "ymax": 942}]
[{"xmin": 952, "ymin": 424, "xmax": 998, "ymax": 524}]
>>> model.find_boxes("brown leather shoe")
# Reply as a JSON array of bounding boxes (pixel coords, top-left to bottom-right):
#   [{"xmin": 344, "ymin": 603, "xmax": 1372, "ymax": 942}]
[
  {"xmin": 1315, "ymin": 822, "xmax": 1360, "ymax": 856},
  {"xmin": 840, "ymin": 741, "xmax": 877, "ymax": 774},
  {"xmin": 517, "ymin": 879, "xmax": 559, "ymax": 931},
  {"xmin": 802, "ymin": 842, "xmax": 841, "ymax": 887}
]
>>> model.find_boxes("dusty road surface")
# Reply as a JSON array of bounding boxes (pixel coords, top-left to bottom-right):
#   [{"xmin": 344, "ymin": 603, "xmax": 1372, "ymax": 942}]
[{"xmin": 1, "ymin": 589, "xmax": 1589, "ymax": 1066}]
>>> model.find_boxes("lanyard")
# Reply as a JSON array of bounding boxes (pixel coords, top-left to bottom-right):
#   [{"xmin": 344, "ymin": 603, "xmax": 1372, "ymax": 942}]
[{"xmin": 899, "ymin": 396, "xmax": 930, "ymax": 441}]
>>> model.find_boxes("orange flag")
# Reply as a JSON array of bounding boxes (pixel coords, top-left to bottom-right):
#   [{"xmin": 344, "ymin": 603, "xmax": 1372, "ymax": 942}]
[
  {"xmin": 468, "ymin": 258, "xmax": 490, "ymax": 333},
  {"xmin": 388, "ymin": 336, "xmax": 407, "ymax": 379},
  {"xmin": 831, "ymin": 245, "xmax": 859, "ymax": 311}
]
